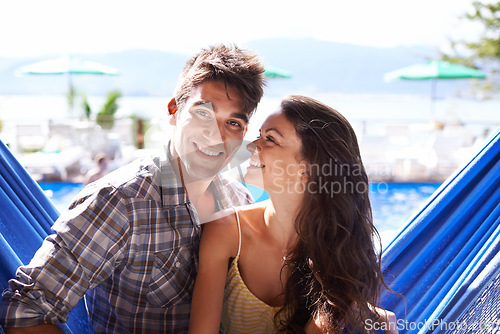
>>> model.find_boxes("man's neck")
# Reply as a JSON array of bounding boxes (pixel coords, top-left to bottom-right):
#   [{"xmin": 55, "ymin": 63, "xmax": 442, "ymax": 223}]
[
  {"xmin": 169, "ymin": 144, "xmax": 217, "ymax": 222},
  {"xmin": 183, "ymin": 174, "xmax": 217, "ymax": 224},
  {"xmin": 168, "ymin": 143, "xmax": 212, "ymax": 197}
]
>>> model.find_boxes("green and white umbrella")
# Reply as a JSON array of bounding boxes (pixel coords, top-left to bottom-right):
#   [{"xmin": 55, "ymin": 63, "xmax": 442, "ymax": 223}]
[
  {"xmin": 264, "ymin": 66, "xmax": 292, "ymax": 79},
  {"xmin": 16, "ymin": 56, "xmax": 119, "ymax": 95},
  {"xmin": 384, "ymin": 60, "xmax": 486, "ymax": 119}
]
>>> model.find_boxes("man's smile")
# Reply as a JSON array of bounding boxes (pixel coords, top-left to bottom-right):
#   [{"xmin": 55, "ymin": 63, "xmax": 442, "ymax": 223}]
[{"xmin": 193, "ymin": 142, "xmax": 224, "ymax": 158}]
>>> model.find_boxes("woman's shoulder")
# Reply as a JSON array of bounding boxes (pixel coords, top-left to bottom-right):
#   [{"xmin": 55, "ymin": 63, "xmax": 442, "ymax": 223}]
[
  {"xmin": 208, "ymin": 201, "xmax": 266, "ymax": 224},
  {"xmin": 201, "ymin": 207, "xmax": 244, "ymax": 259},
  {"xmin": 203, "ymin": 202, "xmax": 267, "ymax": 242},
  {"xmin": 238, "ymin": 201, "xmax": 267, "ymax": 219}
]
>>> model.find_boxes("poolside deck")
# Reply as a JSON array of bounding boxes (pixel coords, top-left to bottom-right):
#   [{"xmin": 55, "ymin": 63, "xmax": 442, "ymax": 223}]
[{"xmin": 1, "ymin": 117, "xmax": 496, "ymax": 183}]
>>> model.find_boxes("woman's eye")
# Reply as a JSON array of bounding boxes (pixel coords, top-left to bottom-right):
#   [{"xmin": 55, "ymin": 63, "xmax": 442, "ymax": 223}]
[
  {"xmin": 256, "ymin": 131, "xmax": 276, "ymax": 144},
  {"xmin": 265, "ymin": 136, "xmax": 276, "ymax": 144}
]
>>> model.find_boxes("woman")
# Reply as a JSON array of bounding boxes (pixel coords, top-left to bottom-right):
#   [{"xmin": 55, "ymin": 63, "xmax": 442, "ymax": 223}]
[{"xmin": 189, "ymin": 95, "xmax": 398, "ymax": 333}]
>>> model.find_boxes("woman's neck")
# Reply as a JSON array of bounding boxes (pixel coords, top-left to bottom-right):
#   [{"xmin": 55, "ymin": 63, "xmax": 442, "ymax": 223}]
[{"xmin": 264, "ymin": 193, "xmax": 302, "ymax": 252}]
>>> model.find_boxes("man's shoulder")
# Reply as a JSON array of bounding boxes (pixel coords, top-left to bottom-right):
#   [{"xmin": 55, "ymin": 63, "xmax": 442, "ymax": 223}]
[
  {"xmin": 218, "ymin": 172, "xmax": 245, "ymax": 190},
  {"xmin": 79, "ymin": 156, "xmax": 164, "ymax": 201},
  {"xmin": 217, "ymin": 173, "xmax": 254, "ymax": 205}
]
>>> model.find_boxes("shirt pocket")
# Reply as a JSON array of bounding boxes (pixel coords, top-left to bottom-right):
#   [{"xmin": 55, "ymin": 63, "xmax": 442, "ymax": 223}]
[{"xmin": 146, "ymin": 245, "xmax": 196, "ymax": 308}]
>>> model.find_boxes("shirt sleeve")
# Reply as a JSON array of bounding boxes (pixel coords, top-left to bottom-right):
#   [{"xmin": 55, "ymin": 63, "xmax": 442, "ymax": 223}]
[
  {"xmin": 1, "ymin": 185, "xmax": 130, "ymax": 327},
  {"xmin": 229, "ymin": 180, "xmax": 255, "ymax": 206}
]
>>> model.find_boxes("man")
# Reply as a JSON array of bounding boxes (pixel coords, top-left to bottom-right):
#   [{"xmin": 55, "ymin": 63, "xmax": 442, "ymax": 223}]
[{"xmin": 1, "ymin": 44, "xmax": 265, "ymax": 333}]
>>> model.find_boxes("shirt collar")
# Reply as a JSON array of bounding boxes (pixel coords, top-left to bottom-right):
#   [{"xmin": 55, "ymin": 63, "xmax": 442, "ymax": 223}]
[
  {"xmin": 159, "ymin": 142, "xmax": 231, "ymax": 210},
  {"xmin": 158, "ymin": 143, "xmax": 188, "ymax": 207}
]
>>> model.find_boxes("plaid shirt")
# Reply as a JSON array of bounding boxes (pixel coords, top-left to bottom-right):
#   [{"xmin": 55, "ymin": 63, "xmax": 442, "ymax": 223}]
[{"xmin": 1, "ymin": 149, "xmax": 253, "ymax": 333}]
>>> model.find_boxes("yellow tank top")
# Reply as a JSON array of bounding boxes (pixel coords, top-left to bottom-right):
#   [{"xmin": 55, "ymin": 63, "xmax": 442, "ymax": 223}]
[{"xmin": 221, "ymin": 208, "xmax": 287, "ymax": 333}]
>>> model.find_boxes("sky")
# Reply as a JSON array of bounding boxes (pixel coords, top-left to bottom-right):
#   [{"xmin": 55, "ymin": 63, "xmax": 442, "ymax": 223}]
[{"xmin": 0, "ymin": 0, "xmax": 485, "ymax": 58}]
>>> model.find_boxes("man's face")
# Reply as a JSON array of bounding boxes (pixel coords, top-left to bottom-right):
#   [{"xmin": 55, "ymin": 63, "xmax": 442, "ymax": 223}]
[{"xmin": 171, "ymin": 81, "xmax": 248, "ymax": 180}]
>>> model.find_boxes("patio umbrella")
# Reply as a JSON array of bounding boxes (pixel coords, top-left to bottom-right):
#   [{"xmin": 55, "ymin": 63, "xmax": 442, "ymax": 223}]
[
  {"xmin": 15, "ymin": 56, "xmax": 119, "ymax": 96},
  {"xmin": 264, "ymin": 66, "xmax": 292, "ymax": 79},
  {"xmin": 384, "ymin": 60, "xmax": 486, "ymax": 119}
]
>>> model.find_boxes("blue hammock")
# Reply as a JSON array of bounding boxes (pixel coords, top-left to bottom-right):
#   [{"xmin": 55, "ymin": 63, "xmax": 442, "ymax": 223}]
[
  {"xmin": 0, "ymin": 128, "xmax": 498, "ymax": 333},
  {"xmin": 0, "ymin": 140, "xmax": 89, "ymax": 334},
  {"xmin": 380, "ymin": 128, "xmax": 500, "ymax": 334}
]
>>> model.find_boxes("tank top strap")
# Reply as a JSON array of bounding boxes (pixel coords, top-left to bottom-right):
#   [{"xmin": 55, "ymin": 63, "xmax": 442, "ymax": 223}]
[{"xmin": 233, "ymin": 207, "xmax": 242, "ymax": 258}]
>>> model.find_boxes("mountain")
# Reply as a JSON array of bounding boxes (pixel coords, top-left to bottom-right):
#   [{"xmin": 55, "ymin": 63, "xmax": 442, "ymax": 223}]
[
  {"xmin": 0, "ymin": 50, "xmax": 188, "ymax": 96},
  {"xmin": 0, "ymin": 38, "xmax": 474, "ymax": 98},
  {"xmin": 247, "ymin": 38, "xmax": 441, "ymax": 96}
]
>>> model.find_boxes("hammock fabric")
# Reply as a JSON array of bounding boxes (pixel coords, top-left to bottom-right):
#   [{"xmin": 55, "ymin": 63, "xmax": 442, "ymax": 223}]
[
  {"xmin": 381, "ymin": 128, "xmax": 500, "ymax": 334},
  {"xmin": 0, "ymin": 128, "xmax": 498, "ymax": 333},
  {"xmin": 0, "ymin": 140, "xmax": 89, "ymax": 334}
]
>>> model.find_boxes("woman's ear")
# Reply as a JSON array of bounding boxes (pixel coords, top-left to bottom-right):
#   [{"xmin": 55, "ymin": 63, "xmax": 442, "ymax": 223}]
[
  {"xmin": 168, "ymin": 98, "xmax": 178, "ymax": 126},
  {"xmin": 298, "ymin": 160, "xmax": 309, "ymax": 182}
]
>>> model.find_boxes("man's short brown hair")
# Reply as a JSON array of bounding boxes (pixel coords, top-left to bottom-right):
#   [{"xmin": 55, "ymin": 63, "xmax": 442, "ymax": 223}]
[{"xmin": 174, "ymin": 44, "xmax": 266, "ymax": 117}]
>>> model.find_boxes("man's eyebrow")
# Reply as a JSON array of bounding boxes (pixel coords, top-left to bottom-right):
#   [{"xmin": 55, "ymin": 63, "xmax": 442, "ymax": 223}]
[
  {"xmin": 193, "ymin": 101, "xmax": 214, "ymax": 110},
  {"xmin": 232, "ymin": 112, "xmax": 249, "ymax": 124},
  {"xmin": 193, "ymin": 101, "xmax": 249, "ymax": 124},
  {"xmin": 264, "ymin": 127, "xmax": 283, "ymax": 137}
]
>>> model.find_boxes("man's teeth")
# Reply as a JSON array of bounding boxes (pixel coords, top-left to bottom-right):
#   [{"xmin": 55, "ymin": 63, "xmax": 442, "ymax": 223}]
[
  {"xmin": 198, "ymin": 146, "xmax": 222, "ymax": 157},
  {"xmin": 249, "ymin": 159, "xmax": 264, "ymax": 168}
]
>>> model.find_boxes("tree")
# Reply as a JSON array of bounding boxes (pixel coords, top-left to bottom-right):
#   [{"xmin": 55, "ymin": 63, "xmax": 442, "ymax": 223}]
[
  {"xmin": 96, "ymin": 90, "xmax": 122, "ymax": 129},
  {"xmin": 443, "ymin": 1, "xmax": 500, "ymax": 96},
  {"xmin": 81, "ymin": 94, "xmax": 92, "ymax": 120}
]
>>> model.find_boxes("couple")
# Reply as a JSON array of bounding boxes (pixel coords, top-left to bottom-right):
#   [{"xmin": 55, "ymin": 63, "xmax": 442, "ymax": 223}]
[{"xmin": 1, "ymin": 45, "xmax": 396, "ymax": 333}]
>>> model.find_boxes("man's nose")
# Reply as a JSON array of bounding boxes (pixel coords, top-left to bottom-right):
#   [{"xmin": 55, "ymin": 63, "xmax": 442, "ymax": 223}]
[{"xmin": 203, "ymin": 120, "xmax": 224, "ymax": 144}]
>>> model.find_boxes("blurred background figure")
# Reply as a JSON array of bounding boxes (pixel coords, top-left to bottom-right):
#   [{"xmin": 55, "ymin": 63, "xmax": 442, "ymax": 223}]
[{"xmin": 85, "ymin": 152, "xmax": 109, "ymax": 184}]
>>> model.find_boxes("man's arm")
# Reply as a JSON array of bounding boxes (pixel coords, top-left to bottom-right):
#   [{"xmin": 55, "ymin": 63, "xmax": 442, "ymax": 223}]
[
  {"xmin": 1, "ymin": 187, "xmax": 129, "ymax": 329},
  {"xmin": 4, "ymin": 324, "xmax": 61, "ymax": 334}
]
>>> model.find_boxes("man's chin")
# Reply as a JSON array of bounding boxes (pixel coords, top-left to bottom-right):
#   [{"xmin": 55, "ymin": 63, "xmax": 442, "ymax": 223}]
[{"xmin": 185, "ymin": 164, "xmax": 224, "ymax": 181}]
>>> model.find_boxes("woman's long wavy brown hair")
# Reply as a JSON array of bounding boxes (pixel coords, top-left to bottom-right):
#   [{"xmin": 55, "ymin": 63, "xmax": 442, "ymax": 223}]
[{"xmin": 275, "ymin": 95, "xmax": 389, "ymax": 333}]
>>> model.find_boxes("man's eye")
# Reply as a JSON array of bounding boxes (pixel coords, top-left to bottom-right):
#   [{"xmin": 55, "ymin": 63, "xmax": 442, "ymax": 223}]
[
  {"xmin": 196, "ymin": 110, "xmax": 209, "ymax": 117},
  {"xmin": 228, "ymin": 120, "xmax": 242, "ymax": 128},
  {"xmin": 193, "ymin": 109, "xmax": 212, "ymax": 119}
]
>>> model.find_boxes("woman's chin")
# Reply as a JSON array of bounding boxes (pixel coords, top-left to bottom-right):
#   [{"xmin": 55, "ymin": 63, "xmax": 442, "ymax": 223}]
[{"xmin": 243, "ymin": 170, "xmax": 264, "ymax": 189}]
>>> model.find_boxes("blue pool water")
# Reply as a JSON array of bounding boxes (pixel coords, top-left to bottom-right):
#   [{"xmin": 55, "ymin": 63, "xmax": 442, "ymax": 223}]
[
  {"xmin": 39, "ymin": 182, "xmax": 441, "ymax": 248},
  {"xmin": 245, "ymin": 182, "xmax": 442, "ymax": 247}
]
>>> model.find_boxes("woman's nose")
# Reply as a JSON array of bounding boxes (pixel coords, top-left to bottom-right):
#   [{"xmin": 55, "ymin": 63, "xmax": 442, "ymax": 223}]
[{"xmin": 246, "ymin": 141, "xmax": 257, "ymax": 153}]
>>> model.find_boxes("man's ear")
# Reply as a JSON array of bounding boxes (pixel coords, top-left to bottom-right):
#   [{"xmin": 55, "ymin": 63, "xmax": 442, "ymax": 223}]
[{"xmin": 168, "ymin": 98, "xmax": 178, "ymax": 126}]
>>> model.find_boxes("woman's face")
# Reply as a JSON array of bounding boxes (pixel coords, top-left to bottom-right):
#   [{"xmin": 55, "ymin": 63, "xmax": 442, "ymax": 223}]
[{"xmin": 244, "ymin": 110, "xmax": 306, "ymax": 194}]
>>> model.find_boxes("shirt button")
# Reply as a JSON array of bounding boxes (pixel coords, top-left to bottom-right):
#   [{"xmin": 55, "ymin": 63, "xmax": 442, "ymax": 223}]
[{"xmin": 175, "ymin": 262, "xmax": 181, "ymax": 268}]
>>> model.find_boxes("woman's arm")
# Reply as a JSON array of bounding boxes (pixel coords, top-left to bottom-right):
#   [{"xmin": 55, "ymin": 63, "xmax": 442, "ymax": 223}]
[
  {"xmin": 304, "ymin": 306, "xmax": 398, "ymax": 334},
  {"xmin": 189, "ymin": 216, "xmax": 238, "ymax": 334},
  {"xmin": 304, "ymin": 314, "xmax": 324, "ymax": 334},
  {"xmin": 371, "ymin": 306, "xmax": 398, "ymax": 334}
]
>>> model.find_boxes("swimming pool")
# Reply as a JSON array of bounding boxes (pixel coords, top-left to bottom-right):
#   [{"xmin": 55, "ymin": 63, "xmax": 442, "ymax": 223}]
[{"xmin": 39, "ymin": 182, "xmax": 441, "ymax": 248}]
